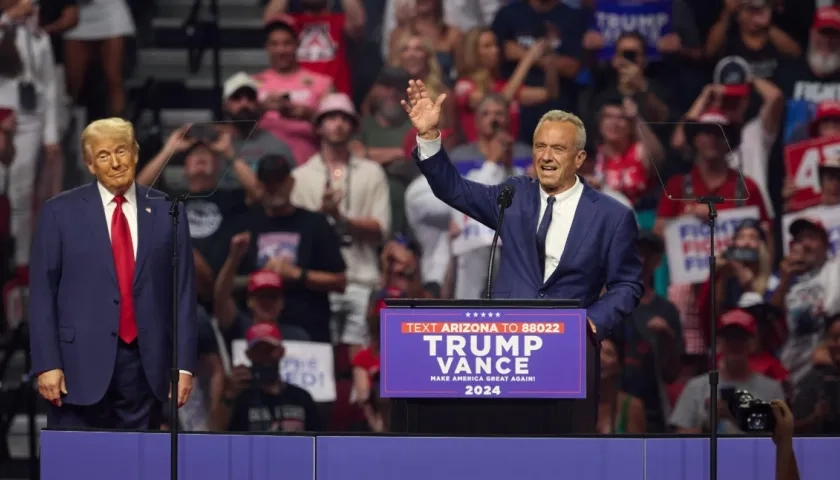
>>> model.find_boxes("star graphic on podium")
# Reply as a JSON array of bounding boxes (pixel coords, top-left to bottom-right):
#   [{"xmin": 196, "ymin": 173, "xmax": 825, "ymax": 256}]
[
  {"xmin": 473, "ymin": 312, "xmax": 479, "ymax": 317},
  {"xmin": 480, "ymin": 312, "xmax": 486, "ymax": 317},
  {"xmin": 465, "ymin": 312, "xmax": 472, "ymax": 317},
  {"xmin": 495, "ymin": 312, "xmax": 501, "ymax": 317}
]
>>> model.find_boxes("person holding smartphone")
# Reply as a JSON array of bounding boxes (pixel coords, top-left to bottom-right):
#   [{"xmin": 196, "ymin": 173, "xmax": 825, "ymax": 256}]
[
  {"xmin": 698, "ymin": 219, "xmax": 784, "ymax": 352},
  {"xmin": 792, "ymin": 313, "xmax": 840, "ymax": 434},
  {"xmin": 769, "ymin": 218, "xmax": 840, "ymax": 388}
]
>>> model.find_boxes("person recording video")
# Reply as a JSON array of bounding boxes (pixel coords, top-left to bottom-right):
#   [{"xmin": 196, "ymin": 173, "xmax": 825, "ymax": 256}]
[
  {"xmin": 792, "ymin": 313, "xmax": 840, "ymax": 434},
  {"xmin": 209, "ymin": 322, "xmax": 322, "ymax": 432},
  {"xmin": 698, "ymin": 219, "xmax": 785, "ymax": 353}
]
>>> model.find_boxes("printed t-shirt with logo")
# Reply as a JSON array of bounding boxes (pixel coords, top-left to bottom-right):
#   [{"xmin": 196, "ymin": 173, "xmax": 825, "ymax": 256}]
[
  {"xmin": 292, "ymin": 12, "xmax": 351, "ymax": 95},
  {"xmin": 255, "ymin": 68, "xmax": 334, "ymax": 165},
  {"xmin": 228, "ymin": 382, "xmax": 323, "ymax": 432},
  {"xmin": 239, "ymin": 207, "xmax": 346, "ymax": 343}
]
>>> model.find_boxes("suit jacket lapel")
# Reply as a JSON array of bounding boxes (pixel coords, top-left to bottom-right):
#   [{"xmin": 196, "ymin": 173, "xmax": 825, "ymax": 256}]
[
  {"xmin": 81, "ymin": 182, "xmax": 118, "ymax": 287},
  {"xmin": 522, "ymin": 180, "xmax": 543, "ymax": 284},
  {"xmin": 545, "ymin": 182, "xmax": 599, "ymax": 286},
  {"xmin": 133, "ymin": 186, "xmax": 155, "ymax": 286}
]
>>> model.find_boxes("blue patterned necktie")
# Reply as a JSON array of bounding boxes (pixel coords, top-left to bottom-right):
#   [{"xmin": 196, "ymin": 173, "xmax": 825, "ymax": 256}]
[{"xmin": 536, "ymin": 196, "xmax": 555, "ymax": 275}]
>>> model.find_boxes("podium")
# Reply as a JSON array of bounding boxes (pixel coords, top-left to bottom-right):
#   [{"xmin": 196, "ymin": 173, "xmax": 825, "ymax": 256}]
[{"xmin": 381, "ymin": 299, "xmax": 598, "ymax": 435}]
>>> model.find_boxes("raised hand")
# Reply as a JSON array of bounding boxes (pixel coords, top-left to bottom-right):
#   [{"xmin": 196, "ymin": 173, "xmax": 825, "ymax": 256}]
[{"xmin": 401, "ymin": 80, "xmax": 446, "ymax": 139}]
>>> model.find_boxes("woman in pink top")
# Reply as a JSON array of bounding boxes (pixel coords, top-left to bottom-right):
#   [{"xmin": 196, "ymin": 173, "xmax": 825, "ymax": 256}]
[{"xmin": 256, "ymin": 15, "xmax": 334, "ymax": 165}]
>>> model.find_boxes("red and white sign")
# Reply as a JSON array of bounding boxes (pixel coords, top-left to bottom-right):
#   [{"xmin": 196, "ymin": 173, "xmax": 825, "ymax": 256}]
[{"xmin": 784, "ymin": 136, "xmax": 840, "ymax": 212}]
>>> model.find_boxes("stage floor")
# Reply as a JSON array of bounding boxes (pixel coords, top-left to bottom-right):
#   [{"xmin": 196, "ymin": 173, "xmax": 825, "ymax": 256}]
[{"xmin": 39, "ymin": 430, "xmax": 840, "ymax": 480}]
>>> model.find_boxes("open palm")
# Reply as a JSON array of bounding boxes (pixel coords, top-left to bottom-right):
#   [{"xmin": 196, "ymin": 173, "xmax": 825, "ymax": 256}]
[{"xmin": 401, "ymin": 80, "xmax": 446, "ymax": 136}]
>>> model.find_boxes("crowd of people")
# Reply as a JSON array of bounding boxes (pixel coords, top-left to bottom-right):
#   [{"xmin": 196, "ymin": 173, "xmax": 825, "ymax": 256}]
[{"xmin": 2, "ymin": 0, "xmax": 840, "ymax": 436}]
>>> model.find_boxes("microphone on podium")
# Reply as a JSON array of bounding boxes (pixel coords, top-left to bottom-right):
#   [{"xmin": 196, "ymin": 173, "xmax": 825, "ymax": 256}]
[{"xmin": 485, "ymin": 183, "xmax": 515, "ymax": 299}]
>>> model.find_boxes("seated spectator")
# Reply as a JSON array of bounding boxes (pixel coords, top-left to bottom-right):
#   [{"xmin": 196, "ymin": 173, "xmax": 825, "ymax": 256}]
[
  {"xmin": 670, "ymin": 310, "xmax": 785, "ymax": 433},
  {"xmin": 611, "ymin": 232, "xmax": 683, "ymax": 433},
  {"xmin": 388, "ymin": 0, "xmax": 460, "ymax": 82},
  {"xmin": 697, "ymin": 219, "xmax": 784, "ymax": 352},
  {"xmin": 705, "ymin": 0, "xmax": 800, "ymax": 78},
  {"xmin": 449, "ymin": 93, "xmax": 531, "ymax": 165},
  {"xmin": 235, "ymin": 154, "xmax": 347, "ymax": 344},
  {"xmin": 263, "ymin": 0, "xmax": 365, "ymax": 94},
  {"xmin": 597, "ymin": 338, "xmax": 646, "ymax": 434},
  {"xmin": 386, "ymin": 32, "xmax": 457, "ymax": 135},
  {"xmin": 454, "ymin": 27, "xmax": 557, "ymax": 143},
  {"xmin": 209, "ymin": 323, "xmax": 322, "ymax": 432},
  {"xmin": 256, "ymin": 15, "xmax": 334, "ymax": 165},
  {"xmin": 178, "ymin": 306, "xmax": 226, "ymax": 431},
  {"xmin": 592, "ymin": 94, "xmax": 665, "ymax": 207},
  {"xmin": 792, "ymin": 313, "xmax": 840, "ymax": 434},
  {"xmin": 769, "ymin": 218, "xmax": 840, "ymax": 388},
  {"xmin": 351, "ymin": 66, "xmax": 413, "ymax": 166}
]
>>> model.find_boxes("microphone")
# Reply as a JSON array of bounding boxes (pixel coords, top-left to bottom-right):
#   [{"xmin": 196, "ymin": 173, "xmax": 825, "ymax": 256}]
[{"xmin": 485, "ymin": 184, "xmax": 516, "ymax": 299}]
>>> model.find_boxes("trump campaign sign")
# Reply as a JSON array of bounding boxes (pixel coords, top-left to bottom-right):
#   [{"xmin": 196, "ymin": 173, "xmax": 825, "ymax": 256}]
[
  {"xmin": 784, "ymin": 136, "xmax": 840, "ymax": 212},
  {"xmin": 231, "ymin": 339, "xmax": 337, "ymax": 402},
  {"xmin": 593, "ymin": 0, "xmax": 672, "ymax": 61},
  {"xmin": 451, "ymin": 213, "xmax": 497, "ymax": 256},
  {"xmin": 380, "ymin": 308, "xmax": 587, "ymax": 399},
  {"xmin": 781, "ymin": 205, "xmax": 840, "ymax": 257},
  {"xmin": 664, "ymin": 206, "xmax": 760, "ymax": 284}
]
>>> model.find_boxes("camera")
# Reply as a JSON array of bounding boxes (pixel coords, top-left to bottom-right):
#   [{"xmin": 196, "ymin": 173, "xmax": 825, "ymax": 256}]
[
  {"xmin": 728, "ymin": 389, "xmax": 775, "ymax": 433},
  {"xmin": 188, "ymin": 125, "xmax": 220, "ymax": 144},
  {"xmin": 724, "ymin": 246, "xmax": 759, "ymax": 263}
]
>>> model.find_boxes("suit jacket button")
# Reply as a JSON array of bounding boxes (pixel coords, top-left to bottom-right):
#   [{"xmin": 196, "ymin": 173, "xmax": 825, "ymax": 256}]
[
  {"xmin": 113, "ymin": 298, "xmax": 119, "ymax": 304},
  {"xmin": 111, "ymin": 332, "xmax": 117, "ymax": 337},
  {"xmin": 539, "ymin": 291, "xmax": 546, "ymax": 297}
]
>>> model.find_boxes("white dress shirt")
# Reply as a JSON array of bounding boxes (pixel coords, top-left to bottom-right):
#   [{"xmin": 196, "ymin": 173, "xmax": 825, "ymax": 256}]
[
  {"xmin": 537, "ymin": 176, "xmax": 583, "ymax": 282},
  {"xmin": 97, "ymin": 182, "xmax": 192, "ymax": 376},
  {"xmin": 416, "ymin": 134, "xmax": 584, "ymax": 283}
]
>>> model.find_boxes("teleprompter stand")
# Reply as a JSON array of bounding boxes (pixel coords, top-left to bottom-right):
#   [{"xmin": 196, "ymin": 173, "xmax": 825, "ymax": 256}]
[
  {"xmin": 166, "ymin": 194, "xmax": 187, "ymax": 480},
  {"xmin": 384, "ymin": 299, "xmax": 598, "ymax": 435},
  {"xmin": 699, "ymin": 195, "xmax": 724, "ymax": 480}
]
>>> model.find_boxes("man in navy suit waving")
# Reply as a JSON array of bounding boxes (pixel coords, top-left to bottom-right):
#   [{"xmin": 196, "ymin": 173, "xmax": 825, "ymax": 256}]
[
  {"xmin": 401, "ymin": 80, "xmax": 643, "ymax": 339},
  {"xmin": 29, "ymin": 118, "xmax": 197, "ymax": 428}
]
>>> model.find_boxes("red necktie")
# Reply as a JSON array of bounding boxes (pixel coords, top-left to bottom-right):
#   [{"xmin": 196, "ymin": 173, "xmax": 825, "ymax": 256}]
[{"xmin": 111, "ymin": 195, "xmax": 137, "ymax": 343}]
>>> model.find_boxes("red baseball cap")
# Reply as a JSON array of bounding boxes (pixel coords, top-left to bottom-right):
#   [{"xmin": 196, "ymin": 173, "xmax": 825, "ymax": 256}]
[
  {"xmin": 814, "ymin": 6, "xmax": 840, "ymax": 31},
  {"xmin": 264, "ymin": 14, "xmax": 300, "ymax": 37},
  {"xmin": 789, "ymin": 217, "xmax": 829, "ymax": 241},
  {"xmin": 247, "ymin": 270, "xmax": 283, "ymax": 293},
  {"xmin": 809, "ymin": 100, "xmax": 840, "ymax": 137},
  {"xmin": 713, "ymin": 56, "xmax": 752, "ymax": 97},
  {"xmin": 717, "ymin": 309, "xmax": 757, "ymax": 335},
  {"xmin": 246, "ymin": 322, "xmax": 283, "ymax": 348}
]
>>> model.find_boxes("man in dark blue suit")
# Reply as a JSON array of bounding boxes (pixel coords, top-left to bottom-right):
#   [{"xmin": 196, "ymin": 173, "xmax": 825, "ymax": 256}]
[
  {"xmin": 401, "ymin": 80, "xmax": 643, "ymax": 339},
  {"xmin": 29, "ymin": 118, "xmax": 197, "ymax": 428}
]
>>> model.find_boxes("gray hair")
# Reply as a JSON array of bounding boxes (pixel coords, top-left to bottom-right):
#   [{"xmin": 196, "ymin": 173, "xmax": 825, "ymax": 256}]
[
  {"xmin": 476, "ymin": 93, "xmax": 510, "ymax": 113},
  {"xmin": 534, "ymin": 110, "xmax": 587, "ymax": 151}
]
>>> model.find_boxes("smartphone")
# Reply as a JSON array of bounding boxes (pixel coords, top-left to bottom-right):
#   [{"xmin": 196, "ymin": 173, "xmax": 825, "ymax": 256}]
[{"xmin": 621, "ymin": 50, "xmax": 638, "ymax": 63}]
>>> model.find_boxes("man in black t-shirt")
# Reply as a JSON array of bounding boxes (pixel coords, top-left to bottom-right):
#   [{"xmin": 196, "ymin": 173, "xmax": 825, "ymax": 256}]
[
  {"xmin": 210, "ymin": 322, "xmax": 322, "ymax": 432},
  {"xmin": 236, "ymin": 154, "xmax": 347, "ymax": 343}
]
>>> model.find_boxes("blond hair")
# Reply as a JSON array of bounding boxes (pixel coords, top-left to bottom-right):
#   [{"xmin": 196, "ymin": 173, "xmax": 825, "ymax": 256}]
[
  {"xmin": 458, "ymin": 27, "xmax": 494, "ymax": 95},
  {"xmin": 389, "ymin": 32, "xmax": 445, "ymax": 100},
  {"xmin": 81, "ymin": 117, "xmax": 139, "ymax": 159},
  {"xmin": 535, "ymin": 110, "xmax": 587, "ymax": 151}
]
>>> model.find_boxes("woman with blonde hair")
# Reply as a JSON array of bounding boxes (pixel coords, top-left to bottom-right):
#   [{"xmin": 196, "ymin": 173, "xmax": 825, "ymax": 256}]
[
  {"xmin": 387, "ymin": 0, "xmax": 460, "ymax": 82},
  {"xmin": 697, "ymin": 219, "xmax": 786, "ymax": 354},
  {"xmin": 454, "ymin": 27, "xmax": 557, "ymax": 143},
  {"xmin": 380, "ymin": 31, "xmax": 457, "ymax": 145}
]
